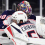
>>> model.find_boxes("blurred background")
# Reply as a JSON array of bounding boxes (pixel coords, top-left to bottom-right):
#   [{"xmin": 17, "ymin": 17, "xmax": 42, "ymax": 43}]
[
  {"xmin": 0, "ymin": 0, "xmax": 40, "ymax": 16},
  {"xmin": 43, "ymin": 0, "xmax": 45, "ymax": 16}
]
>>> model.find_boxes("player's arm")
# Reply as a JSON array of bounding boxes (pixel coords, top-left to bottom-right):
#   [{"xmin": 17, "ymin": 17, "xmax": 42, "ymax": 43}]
[{"xmin": 0, "ymin": 21, "xmax": 7, "ymax": 29}]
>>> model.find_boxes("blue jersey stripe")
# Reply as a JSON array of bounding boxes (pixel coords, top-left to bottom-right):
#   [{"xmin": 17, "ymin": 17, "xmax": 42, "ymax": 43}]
[{"xmin": 11, "ymin": 25, "xmax": 22, "ymax": 33}]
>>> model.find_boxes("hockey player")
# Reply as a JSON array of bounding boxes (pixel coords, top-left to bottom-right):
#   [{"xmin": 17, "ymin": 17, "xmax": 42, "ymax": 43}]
[
  {"xmin": 0, "ymin": 9, "xmax": 15, "ymax": 45},
  {"xmin": 11, "ymin": 11, "xmax": 39, "ymax": 38},
  {"xmin": 3, "ymin": 11, "xmax": 45, "ymax": 45},
  {"xmin": 0, "ymin": 9, "xmax": 15, "ymax": 35}
]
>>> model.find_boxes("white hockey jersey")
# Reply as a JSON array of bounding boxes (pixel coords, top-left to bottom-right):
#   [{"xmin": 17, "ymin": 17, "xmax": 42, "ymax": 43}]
[{"xmin": 18, "ymin": 22, "xmax": 39, "ymax": 38}]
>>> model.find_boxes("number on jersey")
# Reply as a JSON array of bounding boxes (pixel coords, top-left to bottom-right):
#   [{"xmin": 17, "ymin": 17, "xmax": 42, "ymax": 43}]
[{"xmin": 27, "ymin": 30, "xmax": 39, "ymax": 38}]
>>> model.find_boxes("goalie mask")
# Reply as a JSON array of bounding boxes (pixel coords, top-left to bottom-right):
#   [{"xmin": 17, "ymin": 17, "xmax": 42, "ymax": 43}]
[
  {"xmin": 12, "ymin": 11, "xmax": 27, "ymax": 24},
  {"xmin": 17, "ymin": 1, "xmax": 32, "ymax": 15}
]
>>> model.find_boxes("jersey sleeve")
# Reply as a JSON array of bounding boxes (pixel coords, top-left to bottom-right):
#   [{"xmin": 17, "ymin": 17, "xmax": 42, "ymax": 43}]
[
  {"xmin": 0, "ymin": 17, "xmax": 11, "ymax": 29},
  {"xmin": 0, "ymin": 21, "xmax": 7, "ymax": 29},
  {"xmin": 3, "ymin": 20, "xmax": 9, "ymax": 25},
  {"xmin": 3, "ymin": 15, "xmax": 12, "ymax": 25},
  {"xmin": 0, "ymin": 16, "xmax": 12, "ymax": 29},
  {"xmin": 28, "ymin": 14, "xmax": 36, "ymax": 20}
]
